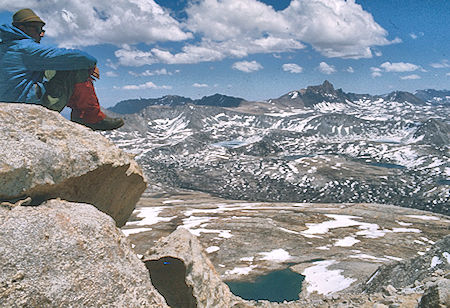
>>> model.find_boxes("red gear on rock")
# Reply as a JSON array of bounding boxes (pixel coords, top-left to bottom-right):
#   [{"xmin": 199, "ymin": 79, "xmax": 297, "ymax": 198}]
[{"xmin": 67, "ymin": 79, "xmax": 106, "ymax": 124}]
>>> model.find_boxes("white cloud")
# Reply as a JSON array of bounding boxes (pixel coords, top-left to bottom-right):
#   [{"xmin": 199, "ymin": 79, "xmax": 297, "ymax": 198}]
[
  {"xmin": 232, "ymin": 60, "xmax": 263, "ymax": 73},
  {"xmin": 180, "ymin": 0, "xmax": 395, "ymax": 62},
  {"xmin": 400, "ymin": 74, "xmax": 421, "ymax": 80},
  {"xmin": 282, "ymin": 0, "xmax": 397, "ymax": 59},
  {"xmin": 186, "ymin": 0, "xmax": 292, "ymax": 42},
  {"xmin": 105, "ymin": 71, "xmax": 118, "ymax": 77},
  {"xmin": 150, "ymin": 44, "xmax": 226, "ymax": 64},
  {"xmin": 283, "ymin": 63, "xmax": 303, "ymax": 73},
  {"xmin": 6, "ymin": 0, "xmax": 398, "ymax": 65},
  {"xmin": 374, "ymin": 50, "xmax": 383, "ymax": 57},
  {"xmin": 2, "ymin": 0, "xmax": 192, "ymax": 47},
  {"xmin": 121, "ymin": 81, "xmax": 172, "ymax": 90},
  {"xmin": 371, "ymin": 61, "xmax": 424, "ymax": 77},
  {"xmin": 129, "ymin": 68, "xmax": 172, "ymax": 77},
  {"xmin": 430, "ymin": 60, "xmax": 450, "ymax": 69},
  {"xmin": 371, "ymin": 67, "xmax": 382, "ymax": 78},
  {"xmin": 106, "ymin": 59, "xmax": 118, "ymax": 70},
  {"xmin": 346, "ymin": 66, "xmax": 354, "ymax": 73},
  {"xmin": 409, "ymin": 32, "xmax": 424, "ymax": 40},
  {"xmin": 446, "ymin": 73, "xmax": 450, "ymax": 77},
  {"xmin": 193, "ymin": 83, "xmax": 208, "ymax": 88},
  {"xmin": 380, "ymin": 62, "xmax": 421, "ymax": 72},
  {"xmin": 118, "ymin": 37, "xmax": 304, "ymax": 66},
  {"xmin": 318, "ymin": 62, "xmax": 336, "ymax": 74},
  {"xmin": 115, "ymin": 45, "xmax": 158, "ymax": 66}
]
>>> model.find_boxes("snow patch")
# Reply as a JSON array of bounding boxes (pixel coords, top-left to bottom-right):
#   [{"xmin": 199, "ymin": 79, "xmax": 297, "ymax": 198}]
[
  {"xmin": 302, "ymin": 214, "xmax": 389, "ymax": 239},
  {"xmin": 349, "ymin": 254, "xmax": 389, "ymax": 262},
  {"xmin": 162, "ymin": 199, "xmax": 185, "ymax": 204},
  {"xmin": 125, "ymin": 207, "xmax": 176, "ymax": 227},
  {"xmin": 278, "ymin": 227, "xmax": 301, "ymax": 234},
  {"xmin": 443, "ymin": 252, "xmax": 450, "ymax": 264},
  {"xmin": 177, "ymin": 216, "xmax": 233, "ymax": 238},
  {"xmin": 121, "ymin": 227, "xmax": 152, "ymax": 236},
  {"xmin": 259, "ymin": 249, "xmax": 291, "ymax": 262},
  {"xmin": 302, "ymin": 260, "xmax": 356, "ymax": 295},
  {"xmin": 392, "ymin": 228, "xmax": 422, "ymax": 233},
  {"xmin": 334, "ymin": 236, "xmax": 360, "ymax": 247},
  {"xmin": 316, "ymin": 246, "xmax": 331, "ymax": 250},
  {"xmin": 240, "ymin": 256, "xmax": 255, "ymax": 262},
  {"xmin": 206, "ymin": 246, "xmax": 220, "ymax": 254},
  {"xmin": 396, "ymin": 220, "xmax": 413, "ymax": 226},
  {"xmin": 225, "ymin": 265, "xmax": 257, "ymax": 276},
  {"xmin": 385, "ymin": 256, "xmax": 403, "ymax": 261},
  {"xmin": 430, "ymin": 256, "xmax": 443, "ymax": 268},
  {"xmin": 301, "ymin": 215, "xmax": 360, "ymax": 236},
  {"xmin": 405, "ymin": 215, "xmax": 440, "ymax": 221}
]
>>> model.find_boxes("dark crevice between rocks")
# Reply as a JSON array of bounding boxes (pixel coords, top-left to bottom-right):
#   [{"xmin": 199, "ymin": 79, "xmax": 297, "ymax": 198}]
[
  {"xmin": 144, "ymin": 257, "xmax": 197, "ymax": 308},
  {"xmin": 1, "ymin": 164, "xmax": 146, "ymax": 227}
]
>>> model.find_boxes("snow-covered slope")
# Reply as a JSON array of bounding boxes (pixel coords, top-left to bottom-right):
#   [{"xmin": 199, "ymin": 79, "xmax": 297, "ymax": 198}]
[{"xmin": 104, "ymin": 82, "xmax": 449, "ymax": 215}]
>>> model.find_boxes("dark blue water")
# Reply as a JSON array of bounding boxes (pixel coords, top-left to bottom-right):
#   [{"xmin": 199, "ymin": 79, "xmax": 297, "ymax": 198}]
[
  {"xmin": 369, "ymin": 162, "xmax": 406, "ymax": 169},
  {"xmin": 212, "ymin": 140, "xmax": 246, "ymax": 148},
  {"xmin": 225, "ymin": 269, "xmax": 305, "ymax": 302},
  {"xmin": 437, "ymin": 179, "xmax": 450, "ymax": 185}
]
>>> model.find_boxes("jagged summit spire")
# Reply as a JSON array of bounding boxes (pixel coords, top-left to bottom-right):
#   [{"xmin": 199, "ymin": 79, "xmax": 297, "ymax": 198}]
[
  {"xmin": 305, "ymin": 80, "xmax": 336, "ymax": 95},
  {"xmin": 322, "ymin": 80, "xmax": 333, "ymax": 88}
]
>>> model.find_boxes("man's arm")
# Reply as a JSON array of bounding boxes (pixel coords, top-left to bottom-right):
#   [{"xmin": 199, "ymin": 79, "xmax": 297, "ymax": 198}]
[{"xmin": 21, "ymin": 42, "xmax": 97, "ymax": 72}]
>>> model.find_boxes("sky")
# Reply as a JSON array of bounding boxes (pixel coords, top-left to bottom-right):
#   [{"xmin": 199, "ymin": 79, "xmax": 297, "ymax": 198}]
[{"xmin": 0, "ymin": 0, "xmax": 449, "ymax": 107}]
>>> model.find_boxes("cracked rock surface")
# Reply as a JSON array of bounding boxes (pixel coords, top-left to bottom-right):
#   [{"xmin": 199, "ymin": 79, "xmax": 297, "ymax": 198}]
[
  {"xmin": 0, "ymin": 200, "xmax": 168, "ymax": 307},
  {"xmin": 0, "ymin": 103, "xmax": 146, "ymax": 226}
]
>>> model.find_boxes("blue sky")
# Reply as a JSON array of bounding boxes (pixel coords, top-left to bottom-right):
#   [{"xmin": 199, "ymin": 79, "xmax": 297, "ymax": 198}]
[{"xmin": 1, "ymin": 0, "xmax": 449, "ymax": 107}]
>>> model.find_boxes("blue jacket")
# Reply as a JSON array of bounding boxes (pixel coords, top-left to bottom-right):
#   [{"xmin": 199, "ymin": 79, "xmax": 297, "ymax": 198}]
[{"xmin": 0, "ymin": 24, "xmax": 97, "ymax": 103}]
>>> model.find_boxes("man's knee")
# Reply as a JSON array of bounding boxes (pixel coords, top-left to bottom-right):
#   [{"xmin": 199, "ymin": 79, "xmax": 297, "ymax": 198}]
[
  {"xmin": 41, "ymin": 70, "xmax": 90, "ymax": 112},
  {"xmin": 46, "ymin": 70, "xmax": 90, "ymax": 87}
]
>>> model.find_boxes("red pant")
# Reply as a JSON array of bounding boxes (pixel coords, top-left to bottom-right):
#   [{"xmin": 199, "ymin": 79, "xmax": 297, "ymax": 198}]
[{"xmin": 67, "ymin": 79, "xmax": 106, "ymax": 124}]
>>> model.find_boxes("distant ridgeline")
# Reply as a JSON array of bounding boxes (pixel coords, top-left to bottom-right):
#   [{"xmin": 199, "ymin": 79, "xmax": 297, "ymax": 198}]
[
  {"xmin": 109, "ymin": 81, "xmax": 450, "ymax": 114},
  {"xmin": 109, "ymin": 93, "xmax": 246, "ymax": 114}
]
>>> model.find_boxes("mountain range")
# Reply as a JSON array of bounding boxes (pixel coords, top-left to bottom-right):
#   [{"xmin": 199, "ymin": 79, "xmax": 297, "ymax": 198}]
[
  {"xmin": 104, "ymin": 81, "xmax": 449, "ymax": 215},
  {"xmin": 108, "ymin": 80, "xmax": 450, "ymax": 115}
]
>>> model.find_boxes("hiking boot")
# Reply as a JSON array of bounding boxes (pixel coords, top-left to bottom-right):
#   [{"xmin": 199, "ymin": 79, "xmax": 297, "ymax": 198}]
[{"xmin": 71, "ymin": 115, "xmax": 124, "ymax": 131}]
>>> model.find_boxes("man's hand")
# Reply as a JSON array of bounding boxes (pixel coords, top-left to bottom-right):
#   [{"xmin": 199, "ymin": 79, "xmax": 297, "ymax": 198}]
[{"xmin": 90, "ymin": 66, "xmax": 100, "ymax": 80}]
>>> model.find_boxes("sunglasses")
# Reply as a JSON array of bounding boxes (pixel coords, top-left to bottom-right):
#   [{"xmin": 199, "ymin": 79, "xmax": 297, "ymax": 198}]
[{"xmin": 25, "ymin": 24, "xmax": 45, "ymax": 34}]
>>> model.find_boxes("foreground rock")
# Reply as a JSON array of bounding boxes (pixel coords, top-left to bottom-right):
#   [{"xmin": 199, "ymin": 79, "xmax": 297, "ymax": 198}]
[
  {"xmin": 144, "ymin": 228, "xmax": 244, "ymax": 307},
  {"xmin": 363, "ymin": 235, "xmax": 450, "ymax": 293},
  {"xmin": 362, "ymin": 235, "xmax": 450, "ymax": 308},
  {"xmin": 0, "ymin": 103, "xmax": 146, "ymax": 226},
  {"xmin": 0, "ymin": 199, "xmax": 168, "ymax": 307}
]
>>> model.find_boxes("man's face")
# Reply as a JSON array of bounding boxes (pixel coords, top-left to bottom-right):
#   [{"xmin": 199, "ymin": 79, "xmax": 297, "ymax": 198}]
[{"xmin": 21, "ymin": 22, "xmax": 45, "ymax": 43}]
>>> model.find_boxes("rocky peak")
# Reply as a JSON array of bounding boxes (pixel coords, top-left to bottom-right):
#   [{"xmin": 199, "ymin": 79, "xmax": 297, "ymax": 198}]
[
  {"xmin": 415, "ymin": 89, "xmax": 450, "ymax": 105},
  {"xmin": 109, "ymin": 95, "xmax": 193, "ymax": 114},
  {"xmin": 385, "ymin": 90, "xmax": 424, "ymax": 104},
  {"xmin": 196, "ymin": 93, "xmax": 245, "ymax": 107},
  {"xmin": 299, "ymin": 80, "xmax": 350, "ymax": 106},
  {"xmin": 305, "ymin": 80, "xmax": 335, "ymax": 94},
  {"xmin": 413, "ymin": 118, "xmax": 450, "ymax": 146}
]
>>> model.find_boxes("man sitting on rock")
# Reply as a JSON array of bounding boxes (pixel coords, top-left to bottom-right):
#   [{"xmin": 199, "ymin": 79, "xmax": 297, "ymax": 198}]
[{"xmin": 0, "ymin": 8, "xmax": 124, "ymax": 131}]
